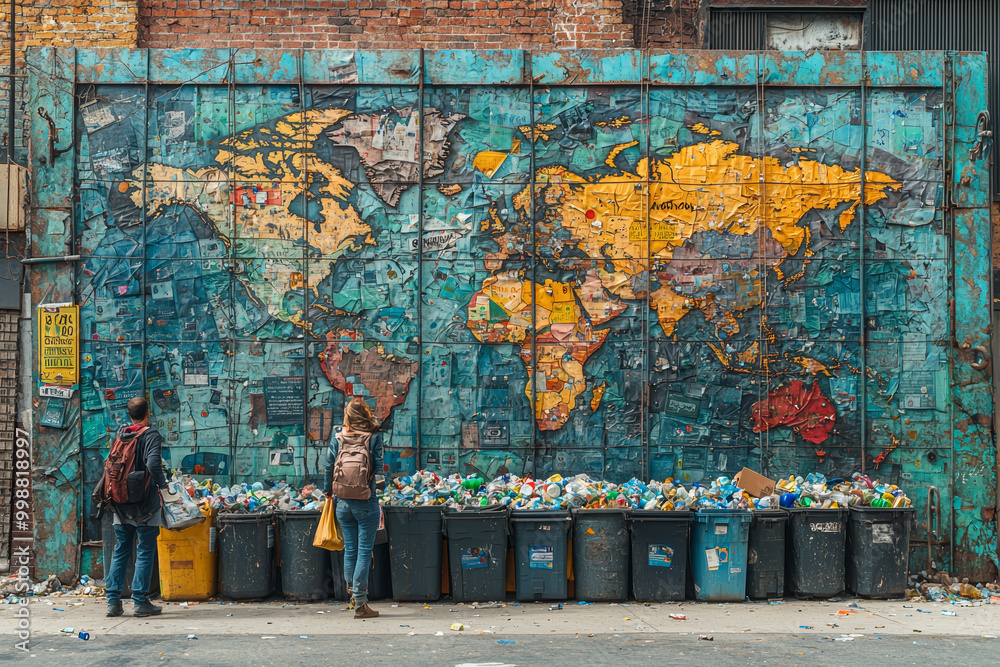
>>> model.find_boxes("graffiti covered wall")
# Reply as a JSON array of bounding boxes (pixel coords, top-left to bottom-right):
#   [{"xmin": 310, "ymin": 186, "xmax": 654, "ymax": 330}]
[{"xmin": 29, "ymin": 49, "xmax": 995, "ymax": 579}]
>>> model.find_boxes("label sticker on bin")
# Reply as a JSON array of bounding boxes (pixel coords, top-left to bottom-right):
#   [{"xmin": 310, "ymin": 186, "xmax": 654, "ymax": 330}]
[
  {"xmin": 460, "ymin": 547, "xmax": 488, "ymax": 570},
  {"xmin": 529, "ymin": 545, "xmax": 554, "ymax": 569},
  {"xmin": 706, "ymin": 546, "xmax": 728, "ymax": 571},
  {"xmin": 715, "ymin": 524, "xmax": 727, "ymax": 535},
  {"xmin": 872, "ymin": 524, "xmax": 893, "ymax": 544},
  {"xmin": 810, "ymin": 522, "xmax": 840, "ymax": 533},
  {"xmin": 648, "ymin": 545, "xmax": 674, "ymax": 568}
]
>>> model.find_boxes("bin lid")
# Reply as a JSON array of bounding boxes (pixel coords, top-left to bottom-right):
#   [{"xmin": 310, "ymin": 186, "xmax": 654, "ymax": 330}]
[
  {"xmin": 570, "ymin": 508, "xmax": 628, "ymax": 516},
  {"xmin": 510, "ymin": 510, "xmax": 571, "ymax": 521},
  {"xmin": 278, "ymin": 509, "xmax": 322, "ymax": 519},
  {"xmin": 628, "ymin": 509, "xmax": 694, "ymax": 522},
  {"xmin": 383, "ymin": 505, "xmax": 445, "ymax": 514},
  {"xmin": 693, "ymin": 508, "xmax": 752, "ymax": 523},
  {"xmin": 444, "ymin": 506, "xmax": 510, "ymax": 516},
  {"xmin": 848, "ymin": 506, "xmax": 916, "ymax": 514},
  {"xmin": 217, "ymin": 512, "xmax": 275, "ymax": 523}
]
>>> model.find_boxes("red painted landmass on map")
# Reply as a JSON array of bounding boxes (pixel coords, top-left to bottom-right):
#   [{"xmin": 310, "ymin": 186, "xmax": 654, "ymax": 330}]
[
  {"xmin": 751, "ymin": 379, "xmax": 836, "ymax": 444},
  {"xmin": 320, "ymin": 334, "xmax": 417, "ymax": 422}
]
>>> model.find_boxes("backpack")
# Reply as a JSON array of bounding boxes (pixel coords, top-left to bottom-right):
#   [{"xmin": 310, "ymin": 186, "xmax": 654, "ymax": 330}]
[
  {"xmin": 103, "ymin": 425, "xmax": 150, "ymax": 505},
  {"xmin": 330, "ymin": 431, "xmax": 374, "ymax": 500}
]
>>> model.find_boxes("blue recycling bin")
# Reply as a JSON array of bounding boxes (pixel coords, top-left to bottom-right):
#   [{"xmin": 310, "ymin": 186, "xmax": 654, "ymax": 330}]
[{"xmin": 689, "ymin": 509, "xmax": 752, "ymax": 602}]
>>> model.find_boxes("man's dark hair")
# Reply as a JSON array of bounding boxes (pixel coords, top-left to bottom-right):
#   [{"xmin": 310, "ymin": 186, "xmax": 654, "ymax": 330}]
[{"xmin": 127, "ymin": 397, "xmax": 149, "ymax": 422}]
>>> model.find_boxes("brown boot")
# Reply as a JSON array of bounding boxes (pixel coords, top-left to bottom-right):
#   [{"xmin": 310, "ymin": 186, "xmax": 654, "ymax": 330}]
[{"xmin": 354, "ymin": 602, "xmax": 379, "ymax": 619}]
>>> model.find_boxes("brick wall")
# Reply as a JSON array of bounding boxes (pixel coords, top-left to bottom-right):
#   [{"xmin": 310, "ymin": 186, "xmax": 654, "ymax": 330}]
[
  {"xmin": 24, "ymin": 0, "xmax": 139, "ymax": 49},
  {"xmin": 0, "ymin": 310, "xmax": 18, "ymax": 570},
  {"xmin": 139, "ymin": 0, "xmax": 633, "ymax": 50}
]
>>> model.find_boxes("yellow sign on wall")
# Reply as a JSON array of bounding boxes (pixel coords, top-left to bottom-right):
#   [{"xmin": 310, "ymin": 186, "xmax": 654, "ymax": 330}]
[{"xmin": 38, "ymin": 303, "xmax": 79, "ymax": 386}]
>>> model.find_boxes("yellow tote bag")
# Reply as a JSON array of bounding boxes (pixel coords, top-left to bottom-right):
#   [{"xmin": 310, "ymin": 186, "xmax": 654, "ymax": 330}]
[{"xmin": 313, "ymin": 498, "xmax": 345, "ymax": 551}]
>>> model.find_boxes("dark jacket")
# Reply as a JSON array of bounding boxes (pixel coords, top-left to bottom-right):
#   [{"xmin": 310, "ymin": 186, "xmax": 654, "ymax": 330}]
[
  {"xmin": 324, "ymin": 428, "xmax": 384, "ymax": 498},
  {"xmin": 110, "ymin": 425, "xmax": 169, "ymax": 522}
]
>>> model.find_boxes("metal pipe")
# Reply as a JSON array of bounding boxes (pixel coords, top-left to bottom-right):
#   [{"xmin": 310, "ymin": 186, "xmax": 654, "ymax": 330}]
[
  {"xmin": 417, "ymin": 47, "xmax": 424, "ymax": 469},
  {"xmin": 643, "ymin": 53, "xmax": 651, "ymax": 481},
  {"xmin": 297, "ymin": 48, "xmax": 309, "ymax": 481},
  {"xmin": 528, "ymin": 52, "xmax": 536, "ymax": 478},
  {"xmin": 8, "ymin": 0, "xmax": 15, "ymax": 165},
  {"xmin": 927, "ymin": 485, "xmax": 941, "ymax": 572},
  {"xmin": 859, "ymin": 64, "xmax": 867, "ymax": 474},
  {"xmin": 21, "ymin": 254, "xmax": 81, "ymax": 264}
]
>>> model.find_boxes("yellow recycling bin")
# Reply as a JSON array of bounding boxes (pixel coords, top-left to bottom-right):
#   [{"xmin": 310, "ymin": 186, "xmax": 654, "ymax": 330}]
[{"xmin": 157, "ymin": 503, "xmax": 218, "ymax": 601}]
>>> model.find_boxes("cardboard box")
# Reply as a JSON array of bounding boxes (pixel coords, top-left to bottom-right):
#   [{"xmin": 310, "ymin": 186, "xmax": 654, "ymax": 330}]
[{"xmin": 733, "ymin": 467, "xmax": 776, "ymax": 498}]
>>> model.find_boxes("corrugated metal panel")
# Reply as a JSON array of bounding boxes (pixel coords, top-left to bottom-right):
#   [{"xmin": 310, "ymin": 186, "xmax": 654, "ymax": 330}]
[
  {"xmin": 869, "ymin": 0, "xmax": 998, "ymax": 197},
  {"xmin": 709, "ymin": 9, "xmax": 766, "ymax": 50}
]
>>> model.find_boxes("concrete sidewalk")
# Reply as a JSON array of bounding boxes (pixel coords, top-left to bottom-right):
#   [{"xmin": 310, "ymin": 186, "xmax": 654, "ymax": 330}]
[{"xmin": 3, "ymin": 596, "xmax": 999, "ymax": 640}]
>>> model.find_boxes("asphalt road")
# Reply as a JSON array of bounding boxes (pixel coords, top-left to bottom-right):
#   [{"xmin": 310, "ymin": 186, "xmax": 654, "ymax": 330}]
[{"xmin": 4, "ymin": 632, "xmax": 996, "ymax": 666}]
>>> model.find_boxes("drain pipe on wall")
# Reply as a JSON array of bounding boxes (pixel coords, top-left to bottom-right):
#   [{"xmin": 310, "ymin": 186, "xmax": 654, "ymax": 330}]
[{"xmin": 21, "ymin": 255, "xmax": 80, "ymax": 265}]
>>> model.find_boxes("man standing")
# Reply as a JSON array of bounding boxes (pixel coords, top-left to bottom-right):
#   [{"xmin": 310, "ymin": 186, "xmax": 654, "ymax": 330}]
[{"xmin": 104, "ymin": 396, "xmax": 168, "ymax": 618}]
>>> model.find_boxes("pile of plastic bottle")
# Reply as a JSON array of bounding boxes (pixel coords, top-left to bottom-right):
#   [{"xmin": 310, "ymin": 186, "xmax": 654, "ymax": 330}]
[
  {"xmin": 751, "ymin": 472, "xmax": 912, "ymax": 510},
  {"xmin": 172, "ymin": 475, "xmax": 326, "ymax": 513},
  {"xmin": 381, "ymin": 472, "xmax": 749, "ymax": 511},
  {"xmin": 169, "ymin": 469, "xmax": 910, "ymax": 513},
  {"xmin": 0, "ymin": 574, "xmax": 105, "ymax": 601}
]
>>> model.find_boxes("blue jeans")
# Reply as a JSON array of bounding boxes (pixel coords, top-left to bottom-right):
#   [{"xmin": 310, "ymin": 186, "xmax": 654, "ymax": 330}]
[
  {"xmin": 335, "ymin": 497, "xmax": 380, "ymax": 606},
  {"xmin": 106, "ymin": 524, "xmax": 159, "ymax": 605}
]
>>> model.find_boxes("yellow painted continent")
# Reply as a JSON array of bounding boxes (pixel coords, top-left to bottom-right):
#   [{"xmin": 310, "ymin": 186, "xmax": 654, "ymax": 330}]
[
  {"xmin": 515, "ymin": 140, "xmax": 900, "ymax": 341},
  {"xmin": 217, "ymin": 108, "xmax": 373, "ymax": 259},
  {"xmin": 133, "ymin": 108, "xmax": 377, "ymax": 322},
  {"xmin": 529, "ymin": 279, "xmax": 621, "ymax": 430},
  {"xmin": 537, "ymin": 140, "xmax": 899, "ymax": 261}
]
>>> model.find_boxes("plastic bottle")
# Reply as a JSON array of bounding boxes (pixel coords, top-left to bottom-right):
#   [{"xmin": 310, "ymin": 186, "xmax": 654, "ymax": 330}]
[
  {"xmin": 462, "ymin": 476, "xmax": 484, "ymax": 492},
  {"xmin": 959, "ymin": 583, "xmax": 981, "ymax": 599},
  {"xmin": 779, "ymin": 492, "xmax": 798, "ymax": 508}
]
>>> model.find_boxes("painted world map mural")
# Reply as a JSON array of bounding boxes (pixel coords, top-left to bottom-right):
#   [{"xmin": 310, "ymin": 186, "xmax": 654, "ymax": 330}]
[{"xmin": 74, "ymin": 71, "xmax": 949, "ymax": 488}]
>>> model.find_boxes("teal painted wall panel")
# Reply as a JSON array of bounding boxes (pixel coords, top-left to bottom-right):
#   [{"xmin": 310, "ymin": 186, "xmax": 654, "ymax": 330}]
[{"xmin": 28, "ymin": 49, "xmax": 995, "ymax": 581}]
